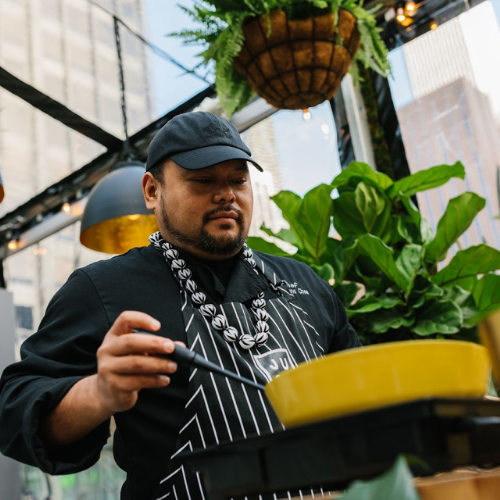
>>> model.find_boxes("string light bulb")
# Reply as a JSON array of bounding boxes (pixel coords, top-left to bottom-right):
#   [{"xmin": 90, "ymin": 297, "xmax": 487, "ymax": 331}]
[
  {"xmin": 405, "ymin": 1, "xmax": 417, "ymax": 16},
  {"xmin": 302, "ymin": 109, "xmax": 312, "ymax": 122},
  {"xmin": 430, "ymin": 20, "xmax": 438, "ymax": 30},
  {"xmin": 396, "ymin": 6, "xmax": 406, "ymax": 23},
  {"xmin": 7, "ymin": 239, "xmax": 18, "ymax": 251},
  {"xmin": 62, "ymin": 202, "xmax": 71, "ymax": 214}
]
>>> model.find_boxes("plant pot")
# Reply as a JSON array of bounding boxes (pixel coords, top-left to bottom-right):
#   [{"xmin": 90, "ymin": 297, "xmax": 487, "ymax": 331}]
[{"xmin": 233, "ymin": 9, "xmax": 360, "ymax": 110}]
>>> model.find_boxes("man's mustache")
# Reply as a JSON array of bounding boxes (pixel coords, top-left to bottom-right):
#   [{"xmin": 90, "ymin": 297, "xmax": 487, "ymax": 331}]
[{"xmin": 203, "ymin": 205, "xmax": 244, "ymax": 225}]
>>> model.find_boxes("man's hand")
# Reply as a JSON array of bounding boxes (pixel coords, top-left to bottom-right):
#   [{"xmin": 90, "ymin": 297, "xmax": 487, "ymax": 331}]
[
  {"xmin": 40, "ymin": 311, "xmax": 182, "ymax": 448},
  {"xmin": 94, "ymin": 311, "xmax": 180, "ymax": 414}
]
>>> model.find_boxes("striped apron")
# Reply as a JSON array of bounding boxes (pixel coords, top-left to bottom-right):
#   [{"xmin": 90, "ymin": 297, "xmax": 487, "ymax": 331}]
[{"xmin": 153, "ymin": 253, "xmax": 327, "ymax": 500}]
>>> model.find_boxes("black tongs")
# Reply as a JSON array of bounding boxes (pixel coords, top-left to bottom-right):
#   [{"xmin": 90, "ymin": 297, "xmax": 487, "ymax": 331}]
[{"xmin": 133, "ymin": 330, "xmax": 265, "ymax": 391}]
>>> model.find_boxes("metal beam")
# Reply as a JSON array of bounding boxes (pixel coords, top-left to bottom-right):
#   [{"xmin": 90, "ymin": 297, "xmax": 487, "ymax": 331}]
[{"xmin": 0, "ymin": 66, "xmax": 122, "ymax": 150}]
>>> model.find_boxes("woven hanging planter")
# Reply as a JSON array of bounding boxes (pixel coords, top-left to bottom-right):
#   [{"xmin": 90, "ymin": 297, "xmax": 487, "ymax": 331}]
[{"xmin": 233, "ymin": 9, "xmax": 361, "ymax": 110}]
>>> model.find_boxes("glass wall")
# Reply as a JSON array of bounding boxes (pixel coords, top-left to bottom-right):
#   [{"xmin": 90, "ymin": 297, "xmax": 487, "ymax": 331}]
[{"xmin": 6, "ymin": 0, "xmax": 500, "ymax": 498}]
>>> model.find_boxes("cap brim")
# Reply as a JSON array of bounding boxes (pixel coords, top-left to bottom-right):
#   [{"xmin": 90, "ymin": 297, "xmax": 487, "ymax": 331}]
[{"xmin": 170, "ymin": 145, "xmax": 263, "ymax": 172}]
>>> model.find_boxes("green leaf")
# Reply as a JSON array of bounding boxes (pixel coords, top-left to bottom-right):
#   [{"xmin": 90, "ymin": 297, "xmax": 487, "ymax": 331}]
[
  {"xmin": 473, "ymin": 274, "xmax": 500, "ymax": 314},
  {"xmin": 342, "ymin": 238, "xmax": 359, "ymax": 279},
  {"xmin": 340, "ymin": 456, "xmax": 420, "ymax": 500},
  {"xmin": 432, "ymin": 245, "xmax": 500, "ymax": 289},
  {"xmin": 395, "ymin": 216, "xmax": 420, "ymax": 244},
  {"xmin": 412, "ymin": 300, "xmax": 462, "ymax": 335},
  {"xmin": 295, "ymin": 183, "xmax": 334, "ymax": 260},
  {"xmin": 334, "ymin": 282, "xmax": 362, "ymax": 308},
  {"xmin": 425, "ymin": 192, "xmax": 486, "ymax": 262},
  {"xmin": 401, "ymin": 195, "xmax": 421, "ymax": 226},
  {"xmin": 247, "ymin": 236, "xmax": 312, "ymax": 265},
  {"xmin": 408, "ymin": 279, "xmax": 444, "ymax": 309},
  {"xmin": 441, "ymin": 286, "xmax": 481, "ymax": 329},
  {"xmin": 331, "ymin": 161, "xmax": 394, "ymax": 191},
  {"xmin": 353, "ymin": 308, "xmax": 414, "ymax": 334},
  {"xmin": 321, "ymin": 238, "xmax": 346, "ymax": 281},
  {"xmin": 387, "ymin": 162, "xmax": 465, "ymax": 198},
  {"xmin": 310, "ymin": 263, "xmax": 334, "ymax": 282},
  {"xmin": 269, "ymin": 185, "xmax": 335, "ymax": 259},
  {"xmin": 395, "ymin": 244, "xmax": 425, "ymax": 298},
  {"xmin": 353, "ymin": 262, "xmax": 384, "ymax": 290},
  {"xmin": 334, "ymin": 187, "xmax": 392, "ymax": 241},
  {"xmin": 401, "ymin": 196, "xmax": 433, "ymax": 245},
  {"xmin": 353, "ymin": 182, "xmax": 393, "ymax": 241},
  {"xmin": 357, "ymin": 234, "xmax": 408, "ymax": 291},
  {"xmin": 246, "ymin": 237, "xmax": 292, "ymax": 258},
  {"xmin": 333, "ymin": 192, "xmax": 366, "ymax": 238},
  {"xmin": 260, "ymin": 224, "xmax": 301, "ymax": 249},
  {"xmin": 271, "ymin": 190, "xmax": 303, "ymax": 225},
  {"xmin": 355, "ymin": 182, "xmax": 386, "ymax": 232},
  {"xmin": 347, "ymin": 294, "xmax": 404, "ymax": 314}
]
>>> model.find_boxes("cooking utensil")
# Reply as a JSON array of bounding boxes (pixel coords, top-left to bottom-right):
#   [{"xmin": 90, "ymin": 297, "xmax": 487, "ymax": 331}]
[
  {"xmin": 133, "ymin": 330, "xmax": 265, "ymax": 391},
  {"xmin": 181, "ymin": 398, "xmax": 500, "ymax": 498},
  {"xmin": 264, "ymin": 340, "xmax": 491, "ymax": 427}
]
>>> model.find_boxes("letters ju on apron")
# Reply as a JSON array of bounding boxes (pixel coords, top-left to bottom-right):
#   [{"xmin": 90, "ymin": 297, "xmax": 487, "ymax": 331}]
[{"xmin": 153, "ymin": 254, "xmax": 327, "ymax": 500}]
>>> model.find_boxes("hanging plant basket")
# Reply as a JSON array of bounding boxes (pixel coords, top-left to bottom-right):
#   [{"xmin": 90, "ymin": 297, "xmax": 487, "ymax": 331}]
[{"xmin": 233, "ymin": 9, "xmax": 361, "ymax": 110}]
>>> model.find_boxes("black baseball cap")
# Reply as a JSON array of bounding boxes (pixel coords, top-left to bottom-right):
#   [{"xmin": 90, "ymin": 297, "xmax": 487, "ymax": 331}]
[{"xmin": 146, "ymin": 111, "xmax": 263, "ymax": 172}]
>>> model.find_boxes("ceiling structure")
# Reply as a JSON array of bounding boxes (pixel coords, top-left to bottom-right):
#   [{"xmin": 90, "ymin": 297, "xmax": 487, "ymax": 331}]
[{"xmin": 0, "ymin": 0, "xmax": 488, "ymax": 257}]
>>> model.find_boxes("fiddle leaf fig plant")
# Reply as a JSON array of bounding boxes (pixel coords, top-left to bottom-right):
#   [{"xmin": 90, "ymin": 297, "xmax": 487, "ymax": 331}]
[{"xmin": 247, "ymin": 161, "xmax": 500, "ymax": 345}]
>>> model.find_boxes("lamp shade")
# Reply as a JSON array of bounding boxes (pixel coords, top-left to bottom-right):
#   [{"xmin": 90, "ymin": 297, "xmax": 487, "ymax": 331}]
[
  {"xmin": 0, "ymin": 167, "xmax": 4, "ymax": 204},
  {"xmin": 80, "ymin": 161, "xmax": 158, "ymax": 254}
]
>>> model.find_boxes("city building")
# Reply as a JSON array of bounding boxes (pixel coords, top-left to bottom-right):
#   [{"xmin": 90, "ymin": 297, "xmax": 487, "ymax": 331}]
[
  {"xmin": 397, "ymin": 78, "xmax": 500, "ymax": 250},
  {"xmin": 390, "ymin": 1, "xmax": 500, "ymax": 254},
  {"xmin": 0, "ymin": 0, "xmax": 151, "ymax": 497},
  {"xmin": 0, "ymin": 0, "xmax": 153, "ymax": 339}
]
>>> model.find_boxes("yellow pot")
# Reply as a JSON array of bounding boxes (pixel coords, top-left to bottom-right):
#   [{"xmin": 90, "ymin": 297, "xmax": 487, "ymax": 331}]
[{"xmin": 264, "ymin": 340, "xmax": 491, "ymax": 427}]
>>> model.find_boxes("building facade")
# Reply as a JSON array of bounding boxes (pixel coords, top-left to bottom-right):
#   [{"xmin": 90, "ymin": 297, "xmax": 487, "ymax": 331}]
[
  {"xmin": 391, "ymin": 1, "xmax": 500, "ymax": 255},
  {"xmin": 0, "ymin": 0, "xmax": 151, "ymax": 497},
  {"xmin": 0, "ymin": 0, "xmax": 153, "ymax": 339}
]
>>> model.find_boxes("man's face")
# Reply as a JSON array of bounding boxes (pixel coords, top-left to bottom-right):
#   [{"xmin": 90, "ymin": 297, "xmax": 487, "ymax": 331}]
[{"xmin": 144, "ymin": 159, "xmax": 254, "ymax": 260}]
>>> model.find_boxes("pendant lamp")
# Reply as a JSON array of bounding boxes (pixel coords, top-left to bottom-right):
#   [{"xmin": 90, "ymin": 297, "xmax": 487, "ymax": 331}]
[
  {"xmin": 0, "ymin": 168, "xmax": 4, "ymax": 204},
  {"xmin": 79, "ymin": 17, "xmax": 158, "ymax": 254},
  {"xmin": 80, "ymin": 160, "xmax": 158, "ymax": 254}
]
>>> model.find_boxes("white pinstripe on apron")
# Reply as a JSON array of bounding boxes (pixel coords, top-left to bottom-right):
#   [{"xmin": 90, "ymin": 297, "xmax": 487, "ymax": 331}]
[{"xmin": 153, "ymin": 252, "xmax": 326, "ymax": 500}]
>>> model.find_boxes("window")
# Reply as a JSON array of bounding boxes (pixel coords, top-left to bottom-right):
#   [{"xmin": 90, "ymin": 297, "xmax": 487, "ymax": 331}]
[
  {"xmin": 15, "ymin": 306, "xmax": 33, "ymax": 330},
  {"xmin": 240, "ymin": 102, "xmax": 342, "ymax": 238},
  {"xmin": 67, "ymin": 4, "xmax": 89, "ymax": 35},
  {"xmin": 93, "ymin": 15, "xmax": 114, "ymax": 47},
  {"xmin": 68, "ymin": 41, "xmax": 92, "ymax": 73},
  {"xmin": 42, "ymin": 30, "xmax": 63, "ymax": 62},
  {"xmin": 42, "ymin": 0, "xmax": 61, "ymax": 22}
]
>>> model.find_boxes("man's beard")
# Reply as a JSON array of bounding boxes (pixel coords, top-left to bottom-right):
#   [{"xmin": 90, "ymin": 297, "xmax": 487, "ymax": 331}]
[{"xmin": 160, "ymin": 202, "xmax": 246, "ymax": 257}]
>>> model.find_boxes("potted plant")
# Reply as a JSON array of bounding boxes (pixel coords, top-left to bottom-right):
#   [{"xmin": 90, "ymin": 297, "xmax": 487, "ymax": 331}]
[
  {"xmin": 247, "ymin": 161, "xmax": 500, "ymax": 345},
  {"xmin": 171, "ymin": 0, "xmax": 390, "ymax": 115}
]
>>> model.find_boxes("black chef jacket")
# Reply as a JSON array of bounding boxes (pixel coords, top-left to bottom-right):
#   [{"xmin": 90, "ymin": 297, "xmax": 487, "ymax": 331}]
[{"xmin": 0, "ymin": 244, "xmax": 360, "ymax": 499}]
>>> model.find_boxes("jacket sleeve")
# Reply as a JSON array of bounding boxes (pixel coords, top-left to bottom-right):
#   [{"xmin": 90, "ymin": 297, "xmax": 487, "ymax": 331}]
[
  {"xmin": 0, "ymin": 269, "xmax": 112, "ymax": 474},
  {"xmin": 327, "ymin": 288, "xmax": 362, "ymax": 353}
]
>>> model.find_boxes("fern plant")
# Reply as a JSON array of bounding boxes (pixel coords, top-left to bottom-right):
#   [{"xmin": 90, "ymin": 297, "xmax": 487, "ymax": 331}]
[{"xmin": 171, "ymin": 0, "xmax": 390, "ymax": 116}]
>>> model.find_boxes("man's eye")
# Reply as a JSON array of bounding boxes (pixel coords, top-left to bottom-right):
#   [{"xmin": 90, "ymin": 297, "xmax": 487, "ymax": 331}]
[
  {"xmin": 233, "ymin": 178, "xmax": 247, "ymax": 185},
  {"xmin": 192, "ymin": 178, "xmax": 210, "ymax": 184}
]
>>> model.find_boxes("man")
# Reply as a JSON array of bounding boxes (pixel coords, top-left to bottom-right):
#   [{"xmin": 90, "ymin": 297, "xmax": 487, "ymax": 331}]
[{"xmin": 0, "ymin": 112, "xmax": 360, "ymax": 499}]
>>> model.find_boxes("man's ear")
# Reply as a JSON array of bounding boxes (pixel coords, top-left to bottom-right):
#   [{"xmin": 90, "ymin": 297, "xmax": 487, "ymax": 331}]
[{"xmin": 142, "ymin": 172, "xmax": 159, "ymax": 210}]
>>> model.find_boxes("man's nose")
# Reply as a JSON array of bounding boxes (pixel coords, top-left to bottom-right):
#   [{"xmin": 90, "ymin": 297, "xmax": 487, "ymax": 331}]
[{"xmin": 213, "ymin": 183, "xmax": 235, "ymax": 204}]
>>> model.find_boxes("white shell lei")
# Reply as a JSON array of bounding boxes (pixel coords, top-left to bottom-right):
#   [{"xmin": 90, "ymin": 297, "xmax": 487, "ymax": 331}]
[{"xmin": 149, "ymin": 232, "xmax": 271, "ymax": 350}]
